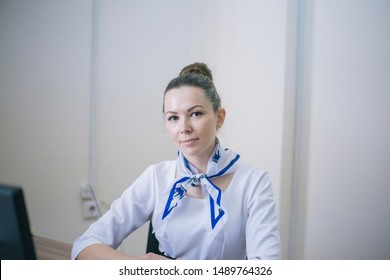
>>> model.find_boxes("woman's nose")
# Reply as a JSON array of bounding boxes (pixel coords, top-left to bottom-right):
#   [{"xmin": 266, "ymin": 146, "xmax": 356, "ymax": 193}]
[{"xmin": 180, "ymin": 118, "xmax": 192, "ymax": 134}]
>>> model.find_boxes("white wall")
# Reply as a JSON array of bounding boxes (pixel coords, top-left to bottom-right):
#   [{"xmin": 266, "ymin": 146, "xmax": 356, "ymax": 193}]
[
  {"xmin": 1, "ymin": 0, "xmax": 389, "ymax": 260},
  {"xmin": 0, "ymin": 0, "xmax": 93, "ymax": 243},
  {"xmin": 290, "ymin": 0, "xmax": 390, "ymax": 259}
]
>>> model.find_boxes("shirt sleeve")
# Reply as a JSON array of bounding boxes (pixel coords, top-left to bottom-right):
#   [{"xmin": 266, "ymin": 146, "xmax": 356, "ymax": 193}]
[
  {"xmin": 71, "ymin": 165, "xmax": 158, "ymax": 259},
  {"xmin": 245, "ymin": 170, "xmax": 281, "ymax": 260}
]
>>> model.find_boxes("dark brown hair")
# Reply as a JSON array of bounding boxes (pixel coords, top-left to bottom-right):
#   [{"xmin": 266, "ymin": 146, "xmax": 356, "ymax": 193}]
[{"xmin": 163, "ymin": 62, "xmax": 221, "ymax": 113}]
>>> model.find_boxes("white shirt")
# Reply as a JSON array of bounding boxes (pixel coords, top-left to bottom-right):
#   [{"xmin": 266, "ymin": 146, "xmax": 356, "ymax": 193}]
[{"xmin": 71, "ymin": 160, "xmax": 281, "ymax": 260}]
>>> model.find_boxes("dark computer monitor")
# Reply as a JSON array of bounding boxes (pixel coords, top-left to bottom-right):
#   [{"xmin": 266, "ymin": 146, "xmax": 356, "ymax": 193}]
[{"xmin": 0, "ymin": 184, "xmax": 36, "ymax": 260}]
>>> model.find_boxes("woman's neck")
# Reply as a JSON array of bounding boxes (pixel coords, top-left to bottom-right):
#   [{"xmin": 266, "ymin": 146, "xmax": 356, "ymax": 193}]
[
  {"xmin": 186, "ymin": 156, "xmax": 208, "ymax": 173},
  {"xmin": 182, "ymin": 139, "xmax": 217, "ymax": 173}
]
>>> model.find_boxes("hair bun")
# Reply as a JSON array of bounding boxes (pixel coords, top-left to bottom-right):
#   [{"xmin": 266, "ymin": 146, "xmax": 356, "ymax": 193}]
[{"xmin": 179, "ymin": 62, "xmax": 213, "ymax": 81}]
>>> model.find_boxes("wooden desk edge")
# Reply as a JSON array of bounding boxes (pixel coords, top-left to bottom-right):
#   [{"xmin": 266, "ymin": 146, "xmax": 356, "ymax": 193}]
[{"xmin": 33, "ymin": 235, "xmax": 72, "ymax": 260}]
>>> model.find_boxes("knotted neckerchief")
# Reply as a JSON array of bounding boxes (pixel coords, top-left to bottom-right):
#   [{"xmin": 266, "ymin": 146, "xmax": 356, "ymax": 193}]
[{"xmin": 162, "ymin": 139, "xmax": 240, "ymax": 229}]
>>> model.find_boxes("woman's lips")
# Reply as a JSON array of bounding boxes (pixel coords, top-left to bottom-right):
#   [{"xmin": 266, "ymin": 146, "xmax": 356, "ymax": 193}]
[{"xmin": 180, "ymin": 138, "xmax": 198, "ymax": 146}]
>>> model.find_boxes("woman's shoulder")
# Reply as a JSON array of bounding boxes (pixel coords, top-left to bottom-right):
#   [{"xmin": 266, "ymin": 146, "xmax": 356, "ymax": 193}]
[
  {"xmin": 146, "ymin": 160, "xmax": 176, "ymax": 176},
  {"xmin": 129, "ymin": 160, "xmax": 176, "ymax": 191},
  {"xmin": 235, "ymin": 160, "xmax": 268, "ymax": 178},
  {"xmin": 231, "ymin": 160, "xmax": 273, "ymax": 198}
]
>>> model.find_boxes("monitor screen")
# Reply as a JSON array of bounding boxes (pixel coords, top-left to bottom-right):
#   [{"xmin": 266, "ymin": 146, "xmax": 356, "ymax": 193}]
[{"xmin": 0, "ymin": 184, "xmax": 36, "ymax": 260}]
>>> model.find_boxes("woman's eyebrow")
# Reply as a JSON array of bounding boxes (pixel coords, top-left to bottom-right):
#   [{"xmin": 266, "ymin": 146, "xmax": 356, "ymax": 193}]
[
  {"xmin": 187, "ymin": 105, "xmax": 204, "ymax": 111},
  {"xmin": 165, "ymin": 105, "xmax": 204, "ymax": 115}
]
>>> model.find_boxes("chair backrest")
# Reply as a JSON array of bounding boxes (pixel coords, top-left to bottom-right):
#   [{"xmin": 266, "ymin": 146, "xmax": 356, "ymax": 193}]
[{"xmin": 146, "ymin": 222, "xmax": 161, "ymax": 255}]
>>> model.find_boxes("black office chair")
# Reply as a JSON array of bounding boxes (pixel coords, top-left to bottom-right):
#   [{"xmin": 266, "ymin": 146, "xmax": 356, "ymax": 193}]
[
  {"xmin": 146, "ymin": 222, "xmax": 176, "ymax": 259},
  {"xmin": 146, "ymin": 222, "xmax": 161, "ymax": 255}
]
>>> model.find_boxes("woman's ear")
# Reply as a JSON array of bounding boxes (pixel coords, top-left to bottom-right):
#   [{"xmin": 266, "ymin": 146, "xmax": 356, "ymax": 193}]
[{"xmin": 217, "ymin": 108, "xmax": 226, "ymax": 129}]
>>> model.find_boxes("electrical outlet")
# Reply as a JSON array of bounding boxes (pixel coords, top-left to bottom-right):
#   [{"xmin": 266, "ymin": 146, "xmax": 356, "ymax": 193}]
[
  {"xmin": 82, "ymin": 200, "xmax": 100, "ymax": 219},
  {"xmin": 80, "ymin": 184, "xmax": 94, "ymax": 200}
]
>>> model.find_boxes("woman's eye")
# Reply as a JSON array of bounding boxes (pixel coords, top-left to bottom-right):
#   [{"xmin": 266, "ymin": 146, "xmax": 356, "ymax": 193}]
[
  {"xmin": 191, "ymin": 112, "xmax": 203, "ymax": 118},
  {"xmin": 167, "ymin": 115, "xmax": 178, "ymax": 122}
]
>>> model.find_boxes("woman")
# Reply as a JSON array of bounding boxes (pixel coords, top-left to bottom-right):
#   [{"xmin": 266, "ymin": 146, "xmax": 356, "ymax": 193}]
[{"xmin": 71, "ymin": 62, "xmax": 281, "ymax": 260}]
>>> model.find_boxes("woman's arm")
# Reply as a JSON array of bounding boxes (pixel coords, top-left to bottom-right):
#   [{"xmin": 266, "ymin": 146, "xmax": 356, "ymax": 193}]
[
  {"xmin": 72, "ymin": 165, "xmax": 164, "ymax": 260},
  {"xmin": 246, "ymin": 171, "xmax": 281, "ymax": 260},
  {"xmin": 76, "ymin": 243, "xmax": 171, "ymax": 260},
  {"xmin": 76, "ymin": 243, "xmax": 136, "ymax": 260}
]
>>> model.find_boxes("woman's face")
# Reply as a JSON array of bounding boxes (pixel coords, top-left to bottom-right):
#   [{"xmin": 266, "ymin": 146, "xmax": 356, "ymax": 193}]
[{"xmin": 164, "ymin": 86, "xmax": 225, "ymax": 171}]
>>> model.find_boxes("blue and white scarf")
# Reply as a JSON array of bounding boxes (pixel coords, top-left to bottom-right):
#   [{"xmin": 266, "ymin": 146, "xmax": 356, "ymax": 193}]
[{"xmin": 162, "ymin": 139, "xmax": 240, "ymax": 229}]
